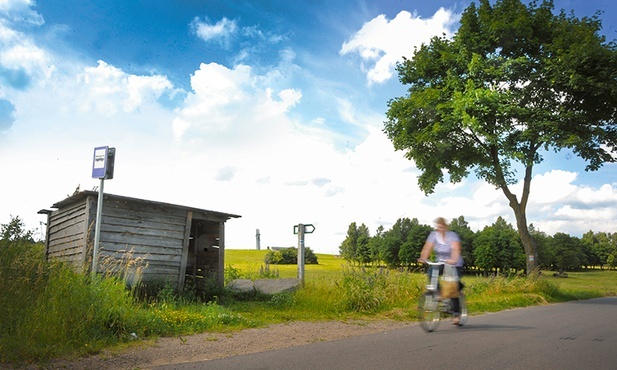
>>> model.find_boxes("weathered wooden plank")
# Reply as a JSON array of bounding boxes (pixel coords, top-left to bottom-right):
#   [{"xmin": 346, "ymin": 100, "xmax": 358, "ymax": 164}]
[
  {"xmin": 143, "ymin": 263, "xmax": 183, "ymax": 273},
  {"xmin": 48, "ymin": 245, "xmax": 82, "ymax": 258},
  {"xmin": 100, "ymin": 222, "xmax": 185, "ymax": 240},
  {"xmin": 49, "ymin": 201, "xmax": 85, "ymax": 220},
  {"xmin": 101, "ymin": 211, "xmax": 186, "ymax": 230},
  {"xmin": 99, "ymin": 232, "xmax": 183, "ymax": 249},
  {"xmin": 142, "ymin": 269, "xmax": 180, "ymax": 276},
  {"xmin": 46, "ymin": 205, "xmax": 88, "ymax": 264},
  {"xmin": 48, "ymin": 204, "xmax": 87, "ymax": 233},
  {"xmin": 98, "ymin": 248, "xmax": 182, "ymax": 262},
  {"xmin": 47, "ymin": 220, "xmax": 86, "ymax": 240},
  {"xmin": 101, "ymin": 215, "xmax": 185, "ymax": 232},
  {"xmin": 48, "ymin": 249, "xmax": 84, "ymax": 269},
  {"xmin": 48, "ymin": 220, "xmax": 86, "ymax": 240},
  {"xmin": 96, "ymin": 267, "xmax": 180, "ymax": 281},
  {"xmin": 48, "ymin": 240, "xmax": 82, "ymax": 255},
  {"xmin": 105, "ymin": 197, "xmax": 186, "ymax": 215},
  {"xmin": 48, "ymin": 239, "xmax": 83, "ymax": 258},
  {"xmin": 103, "ymin": 199, "xmax": 187, "ymax": 224},
  {"xmin": 99, "ymin": 263, "xmax": 178, "ymax": 280},
  {"xmin": 48, "ymin": 231, "xmax": 84, "ymax": 247}
]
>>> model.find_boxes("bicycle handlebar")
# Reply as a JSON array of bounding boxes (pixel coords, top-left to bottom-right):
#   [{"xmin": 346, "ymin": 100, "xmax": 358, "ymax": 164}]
[{"xmin": 418, "ymin": 259, "xmax": 451, "ymax": 266}]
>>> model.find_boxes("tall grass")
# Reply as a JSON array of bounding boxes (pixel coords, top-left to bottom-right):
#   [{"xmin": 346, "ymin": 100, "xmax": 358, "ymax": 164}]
[
  {"xmin": 0, "ymin": 242, "xmax": 141, "ymax": 362},
  {"xmin": 2, "ymin": 246, "xmax": 615, "ymax": 365},
  {"xmin": 0, "ymin": 244, "xmax": 250, "ymax": 365},
  {"xmin": 334, "ymin": 266, "xmax": 423, "ymax": 313},
  {"xmin": 463, "ymin": 274, "xmax": 559, "ymax": 312}
]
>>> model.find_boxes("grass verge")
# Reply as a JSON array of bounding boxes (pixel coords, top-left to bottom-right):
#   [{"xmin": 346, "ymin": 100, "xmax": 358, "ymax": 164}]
[{"xmin": 1, "ymin": 248, "xmax": 615, "ymax": 365}]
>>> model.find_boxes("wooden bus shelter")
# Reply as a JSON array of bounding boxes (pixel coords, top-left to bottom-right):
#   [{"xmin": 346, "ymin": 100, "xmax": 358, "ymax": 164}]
[{"xmin": 39, "ymin": 191, "xmax": 240, "ymax": 292}]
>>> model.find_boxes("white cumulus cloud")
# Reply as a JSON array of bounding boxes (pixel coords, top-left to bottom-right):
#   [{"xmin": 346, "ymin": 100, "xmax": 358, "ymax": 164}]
[
  {"xmin": 78, "ymin": 61, "xmax": 174, "ymax": 114},
  {"xmin": 191, "ymin": 16, "xmax": 237, "ymax": 47},
  {"xmin": 340, "ymin": 8, "xmax": 460, "ymax": 85}
]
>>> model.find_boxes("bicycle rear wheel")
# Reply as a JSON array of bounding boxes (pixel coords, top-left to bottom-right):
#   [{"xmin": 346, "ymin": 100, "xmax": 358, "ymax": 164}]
[{"xmin": 418, "ymin": 291, "xmax": 440, "ymax": 332}]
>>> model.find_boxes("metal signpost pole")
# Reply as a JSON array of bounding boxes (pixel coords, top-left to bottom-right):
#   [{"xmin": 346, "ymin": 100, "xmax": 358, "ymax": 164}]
[
  {"xmin": 256, "ymin": 228, "xmax": 261, "ymax": 250},
  {"xmin": 294, "ymin": 223, "xmax": 314, "ymax": 286},
  {"xmin": 92, "ymin": 178, "xmax": 104, "ymax": 275},
  {"xmin": 297, "ymin": 223, "xmax": 305, "ymax": 284}
]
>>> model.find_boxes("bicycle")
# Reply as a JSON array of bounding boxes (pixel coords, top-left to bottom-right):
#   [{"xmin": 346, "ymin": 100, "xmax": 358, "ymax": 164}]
[{"xmin": 417, "ymin": 260, "xmax": 468, "ymax": 332}]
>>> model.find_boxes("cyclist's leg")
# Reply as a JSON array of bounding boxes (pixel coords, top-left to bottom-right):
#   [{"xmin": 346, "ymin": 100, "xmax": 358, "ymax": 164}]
[
  {"xmin": 451, "ymin": 267, "xmax": 463, "ymax": 314},
  {"xmin": 435, "ymin": 264, "xmax": 444, "ymax": 296},
  {"xmin": 426, "ymin": 264, "xmax": 443, "ymax": 295}
]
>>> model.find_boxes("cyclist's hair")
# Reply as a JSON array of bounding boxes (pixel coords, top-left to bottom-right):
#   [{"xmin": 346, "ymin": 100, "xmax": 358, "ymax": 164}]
[{"xmin": 434, "ymin": 217, "xmax": 448, "ymax": 227}]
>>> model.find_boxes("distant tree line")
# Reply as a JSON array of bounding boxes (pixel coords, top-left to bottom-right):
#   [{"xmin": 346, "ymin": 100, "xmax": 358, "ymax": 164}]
[{"xmin": 339, "ymin": 216, "xmax": 617, "ymax": 274}]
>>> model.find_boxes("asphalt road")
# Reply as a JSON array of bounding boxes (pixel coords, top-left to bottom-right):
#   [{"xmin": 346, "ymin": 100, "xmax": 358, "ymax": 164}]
[{"xmin": 153, "ymin": 297, "xmax": 617, "ymax": 370}]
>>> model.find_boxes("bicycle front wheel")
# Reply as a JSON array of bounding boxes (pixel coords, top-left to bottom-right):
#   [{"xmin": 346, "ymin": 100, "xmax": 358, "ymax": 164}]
[{"xmin": 418, "ymin": 291, "xmax": 441, "ymax": 332}]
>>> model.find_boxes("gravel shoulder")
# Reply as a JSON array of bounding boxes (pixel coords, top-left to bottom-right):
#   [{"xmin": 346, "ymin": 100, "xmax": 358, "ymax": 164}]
[{"xmin": 42, "ymin": 320, "xmax": 415, "ymax": 369}]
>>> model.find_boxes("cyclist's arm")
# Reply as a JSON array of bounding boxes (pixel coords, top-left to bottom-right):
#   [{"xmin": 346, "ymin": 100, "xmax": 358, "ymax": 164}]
[
  {"xmin": 418, "ymin": 240, "xmax": 434, "ymax": 262},
  {"xmin": 446, "ymin": 240, "xmax": 461, "ymax": 265}
]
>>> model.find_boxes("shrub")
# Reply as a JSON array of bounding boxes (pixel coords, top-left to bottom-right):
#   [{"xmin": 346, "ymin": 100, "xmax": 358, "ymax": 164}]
[{"xmin": 264, "ymin": 247, "xmax": 318, "ymax": 265}]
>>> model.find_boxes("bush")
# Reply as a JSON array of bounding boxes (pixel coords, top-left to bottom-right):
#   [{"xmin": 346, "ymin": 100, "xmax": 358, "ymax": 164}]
[{"xmin": 264, "ymin": 247, "xmax": 319, "ymax": 265}]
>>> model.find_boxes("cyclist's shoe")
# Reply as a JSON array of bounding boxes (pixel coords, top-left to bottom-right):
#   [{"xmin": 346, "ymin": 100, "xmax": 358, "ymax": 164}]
[{"xmin": 452, "ymin": 314, "xmax": 461, "ymax": 326}]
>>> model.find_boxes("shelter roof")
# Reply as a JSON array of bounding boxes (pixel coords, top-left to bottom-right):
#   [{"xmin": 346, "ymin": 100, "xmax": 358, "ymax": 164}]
[{"xmin": 49, "ymin": 191, "xmax": 241, "ymax": 220}]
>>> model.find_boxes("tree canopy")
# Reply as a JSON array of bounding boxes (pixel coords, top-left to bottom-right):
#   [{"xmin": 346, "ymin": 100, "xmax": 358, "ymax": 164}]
[{"xmin": 384, "ymin": 0, "xmax": 617, "ymax": 272}]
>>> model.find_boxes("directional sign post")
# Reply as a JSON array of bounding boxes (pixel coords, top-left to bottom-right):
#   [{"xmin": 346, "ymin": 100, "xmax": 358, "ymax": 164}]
[
  {"xmin": 294, "ymin": 223, "xmax": 315, "ymax": 284},
  {"xmin": 293, "ymin": 224, "xmax": 315, "ymax": 234}
]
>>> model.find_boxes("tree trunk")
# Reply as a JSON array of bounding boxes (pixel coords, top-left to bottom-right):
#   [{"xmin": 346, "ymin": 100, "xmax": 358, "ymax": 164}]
[
  {"xmin": 512, "ymin": 204, "xmax": 538, "ymax": 274},
  {"xmin": 494, "ymin": 149, "xmax": 539, "ymax": 274},
  {"xmin": 499, "ymin": 177, "xmax": 538, "ymax": 274}
]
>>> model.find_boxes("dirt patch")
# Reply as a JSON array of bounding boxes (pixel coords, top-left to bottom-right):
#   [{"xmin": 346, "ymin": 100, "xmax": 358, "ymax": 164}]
[{"xmin": 40, "ymin": 320, "xmax": 414, "ymax": 369}]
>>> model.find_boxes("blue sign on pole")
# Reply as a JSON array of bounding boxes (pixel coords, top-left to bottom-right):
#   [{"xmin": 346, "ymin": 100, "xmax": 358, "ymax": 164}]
[{"xmin": 92, "ymin": 146, "xmax": 109, "ymax": 179}]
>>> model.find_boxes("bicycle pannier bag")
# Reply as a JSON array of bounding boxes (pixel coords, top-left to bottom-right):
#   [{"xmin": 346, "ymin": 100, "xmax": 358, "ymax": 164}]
[{"xmin": 441, "ymin": 265, "xmax": 459, "ymax": 298}]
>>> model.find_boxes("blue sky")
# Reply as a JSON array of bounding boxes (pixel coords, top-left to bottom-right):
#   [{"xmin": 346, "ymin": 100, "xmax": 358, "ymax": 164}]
[{"xmin": 1, "ymin": 0, "xmax": 616, "ymax": 254}]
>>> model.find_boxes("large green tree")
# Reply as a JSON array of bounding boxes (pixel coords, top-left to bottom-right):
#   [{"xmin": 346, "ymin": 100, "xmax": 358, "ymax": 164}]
[
  {"xmin": 339, "ymin": 222, "xmax": 372, "ymax": 264},
  {"xmin": 581, "ymin": 231, "xmax": 614, "ymax": 269},
  {"xmin": 449, "ymin": 216, "xmax": 476, "ymax": 269},
  {"xmin": 380, "ymin": 217, "xmax": 415, "ymax": 267},
  {"xmin": 339, "ymin": 222, "xmax": 360, "ymax": 261},
  {"xmin": 398, "ymin": 218, "xmax": 432, "ymax": 267},
  {"xmin": 369, "ymin": 225, "xmax": 385, "ymax": 264},
  {"xmin": 384, "ymin": 0, "xmax": 617, "ymax": 273},
  {"xmin": 355, "ymin": 224, "xmax": 372, "ymax": 265},
  {"xmin": 551, "ymin": 233, "xmax": 583, "ymax": 272},
  {"xmin": 473, "ymin": 216, "xmax": 525, "ymax": 274}
]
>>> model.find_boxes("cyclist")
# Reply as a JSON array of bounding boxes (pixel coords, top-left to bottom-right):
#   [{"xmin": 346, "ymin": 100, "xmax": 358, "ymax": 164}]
[{"xmin": 418, "ymin": 217, "xmax": 464, "ymax": 325}]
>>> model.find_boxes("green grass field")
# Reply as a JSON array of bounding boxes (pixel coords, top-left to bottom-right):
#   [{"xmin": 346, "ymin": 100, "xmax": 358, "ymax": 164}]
[
  {"xmin": 225, "ymin": 249, "xmax": 617, "ymax": 295},
  {"xmin": 225, "ymin": 249, "xmax": 346, "ymax": 280},
  {"xmin": 225, "ymin": 249, "xmax": 617, "ymax": 316}
]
